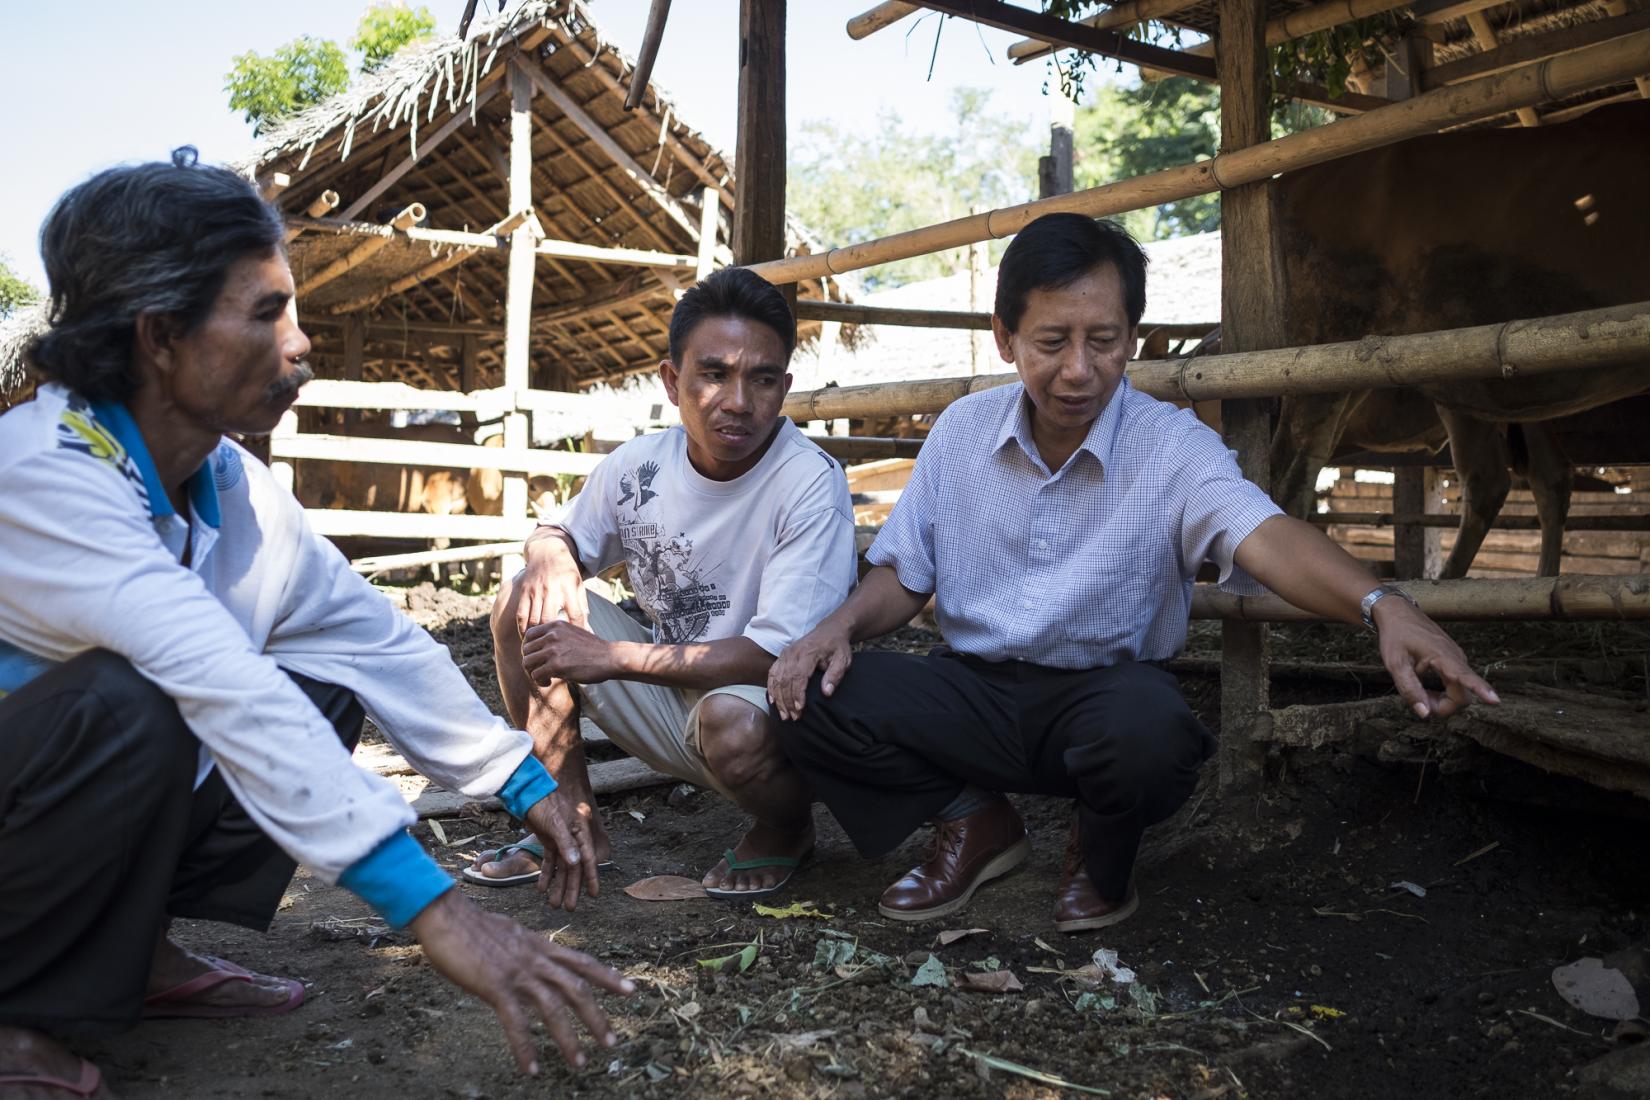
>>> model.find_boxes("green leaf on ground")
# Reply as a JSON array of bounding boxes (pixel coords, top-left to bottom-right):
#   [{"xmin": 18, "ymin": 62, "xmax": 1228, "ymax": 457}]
[
  {"xmin": 698, "ymin": 941, "xmax": 759, "ymax": 973},
  {"xmin": 957, "ymin": 1048, "xmax": 1111, "ymax": 1095},
  {"xmin": 912, "ymin": 954, "xmax": 949, "ymax": 988}
]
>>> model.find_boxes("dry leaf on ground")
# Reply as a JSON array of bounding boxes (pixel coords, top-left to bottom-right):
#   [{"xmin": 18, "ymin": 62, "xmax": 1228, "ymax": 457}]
[
  {"xmin": 1553, "ymin": 957, "xmax": 1642, "ymax": 1021},
  {"xmin": 959, "ymin": 969, "xmax": 1025, "ymax": 993},
  {"xmin": 622, "ymin": 875, "xmax": 708, "ymax": 901},
  {"xmin": 938, "ymin": 928, "xmax": 990, "ymax": 946}
]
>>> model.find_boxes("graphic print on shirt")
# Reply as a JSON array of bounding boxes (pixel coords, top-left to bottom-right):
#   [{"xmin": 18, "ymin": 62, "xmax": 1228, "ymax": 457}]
[
  {"xmin": 55, "ymin": 397, "xmax": 149, "ymax": 509},
  {"xmin": 615, "ymin": 460, "xmax": 730, "ymax": 643}
]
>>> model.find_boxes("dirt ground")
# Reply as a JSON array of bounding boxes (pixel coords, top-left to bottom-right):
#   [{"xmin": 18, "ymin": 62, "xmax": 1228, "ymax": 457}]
[{"xmin": 80, "ymin": 588, "xmax": 1650, "ymax": 1099}]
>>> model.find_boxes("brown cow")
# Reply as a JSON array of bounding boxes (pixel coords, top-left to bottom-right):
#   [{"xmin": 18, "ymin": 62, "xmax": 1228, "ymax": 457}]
[{"xmin": 1269, "ymin": 101, "xmax": 1649, "ymax": 577}]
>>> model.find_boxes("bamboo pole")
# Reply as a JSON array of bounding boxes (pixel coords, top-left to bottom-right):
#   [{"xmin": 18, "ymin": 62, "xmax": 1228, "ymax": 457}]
[
  {"xmin": 296, "ymin": 203, "xmax": 426, "ymax": 297},
  {"xmin": 626, "ymin": 0, "xmax": 672, "ymax": 109},
  {"xmin": 284, "ymin": 190, "xmax": 339, "ymax": 243},
  {"xmin": 1604, "ymin": 1, "xmax": 1650, "ymax": 100},
  {"xmin": 752, "ymin": 30, "xmax": 1650, "ymax": 286},
  {"xmin": 1313, "ymin": 512, "xmax": 1650, "ymax": 532},
  {"xmin": 794, "ymin": 298, "xmax": 1217, "ymax": 338},
  {"xmin": 781, "ymin": 301, "xmax": 1650, "ymax": 420},
  {"xmin": 1192, "ymin": 574, "xmax": 1650, "ymax": 621},
  {"xmin": 1006, "ymin": 0, "xmax": 1209, "ymax": 62},
  {"xmin": 327, "ymin": 209, "xmax": 531, "ymax": 315},
  {"xmin": 1425, "ymin": 7, "xmax": 1650, "ymax": 88},
  {"xmin": 847, "ymin": 3, "xmax": 920, "ymax": 39},
  {"xmin": 1464, "ymin": 11, "xmax": 1542, "ymax": 126}
]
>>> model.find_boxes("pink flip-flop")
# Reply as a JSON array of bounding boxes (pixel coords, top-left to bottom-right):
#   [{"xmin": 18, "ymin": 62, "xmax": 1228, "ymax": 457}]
[
  {"xmin": 143, "ymin": 955, "xmax": 305, "ymax": 1019},
  {"xmin": 0, "ymin": 1058, "xmax": 103, "ymax": 1095}
]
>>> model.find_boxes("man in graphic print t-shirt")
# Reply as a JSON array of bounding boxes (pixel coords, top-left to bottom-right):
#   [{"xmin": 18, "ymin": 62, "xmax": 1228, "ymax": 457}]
[{"xmin": 475, "ymin": 267, "xmax": 857, "ymax": 901}]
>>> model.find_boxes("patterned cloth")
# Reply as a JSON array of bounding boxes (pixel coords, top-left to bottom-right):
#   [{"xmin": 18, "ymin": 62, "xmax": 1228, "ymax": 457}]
[{"xmin": 866, "ymin": 378, "xmax": 1282, "ymax": 669}]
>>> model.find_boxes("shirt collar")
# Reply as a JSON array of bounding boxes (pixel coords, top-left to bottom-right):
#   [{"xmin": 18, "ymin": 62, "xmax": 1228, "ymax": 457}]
[
  {"xmin": 993, "ymin": 377, "xmax": 1131, "ymax": 475},
  {"xmin": 87, "ymin": 399, "xmax": 222, "ymax": 529}
]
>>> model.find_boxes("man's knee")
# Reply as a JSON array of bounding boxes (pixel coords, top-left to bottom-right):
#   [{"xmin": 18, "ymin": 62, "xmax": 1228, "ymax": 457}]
[
  {"xmin": 490, "ymin": 569, "xmax": 526, "ymax": 648},
  {"xmin": 1064, "ymin": 670, "xmax": 1209, "ymax": 786},
  {"xmin": 697, "ymin": 694, "xmax": 779, "ymax": 790}
]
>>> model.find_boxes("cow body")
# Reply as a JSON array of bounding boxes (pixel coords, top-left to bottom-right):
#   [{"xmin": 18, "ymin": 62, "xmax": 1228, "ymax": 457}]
[{"xmin": 1270, "ymin": 101, "xmax": 1650, "ymax": 577}]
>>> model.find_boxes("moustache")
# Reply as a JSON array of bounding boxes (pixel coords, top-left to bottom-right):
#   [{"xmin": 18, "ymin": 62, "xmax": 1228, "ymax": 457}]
[{"xmin": 265, "ymin": 360, "xmax": 315, "ymax": 404}]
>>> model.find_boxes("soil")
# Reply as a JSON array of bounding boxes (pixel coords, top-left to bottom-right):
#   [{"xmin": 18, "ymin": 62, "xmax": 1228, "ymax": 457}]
[{"xmin": 79, "ymin": 587, "xmax": 1650, "ymax": 1100}]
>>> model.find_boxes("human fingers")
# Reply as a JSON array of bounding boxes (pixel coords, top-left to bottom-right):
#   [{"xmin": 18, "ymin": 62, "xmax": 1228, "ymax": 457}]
[
  {"xmin": 557, "ymin": 852, "xmax": 583, "ymax": 911},
  {"xmin": 522, "ymin": 969, "xmax": 586, "ymax": 1068},
  {"xmin": 566, "ymin": 578, "xmax": 590, "ymax": 631},
  {"xmin": 487, "ymin": 991, "xmax": 541, "ymax": 1075},
  {"xmin": 547, "ymin": 942, "xmax": 636, "ymax": 997},
  {"xmin": 532, "ymin": 952, "xmax": 618, "ymax": 1049},
  {"xmin": 533, "ymin": 798, "xmax": 584, "ymax": 870},
  {"xmin": 1386, "ymin": 649, "xmax": 1432, "ymax": 719},
  {"xmin": 820, "ymin": 643, "xmax": 853, "ymax": 698}
]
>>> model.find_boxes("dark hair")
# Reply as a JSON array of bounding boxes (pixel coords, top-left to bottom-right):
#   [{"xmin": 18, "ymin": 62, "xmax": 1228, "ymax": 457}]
[
  {"xmin": 25, "ymin": 146, "xmax": 286, "ymax": 403},
  {"xmin": 994, "ymin": 213, "xmax": 1148, "ymax": 332},
  {"xmin": 667, "ymin": 266, "xmax": 796, "ymax": 366}
]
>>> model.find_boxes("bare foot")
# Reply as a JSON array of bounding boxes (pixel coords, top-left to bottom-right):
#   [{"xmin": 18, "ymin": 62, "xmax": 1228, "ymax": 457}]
[
  {"xmin": 701, "ymin": 820, "xmax": 815, "ymax": 895},
  {"xmin": 470, "ymin": 818, "xmax": 614, "ymax": 882},
  {"xmin": 146, "ymin": 938, "xmax": 296, "ymax": 1010},
  {"xmin": 0, "ymin": 1026, "xmax": 119, "ymax": 1099}
]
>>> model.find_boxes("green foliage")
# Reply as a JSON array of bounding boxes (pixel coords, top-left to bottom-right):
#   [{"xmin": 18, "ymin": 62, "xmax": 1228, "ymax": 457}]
[
  {"xmin": 1075, "ymin": 77, "xmax": 1330, "ymax": 241},
  {"xmin": 787, "ymin": 88, "xmax": 1038, "ymax": 290},
  {"xmin": 354, "ymin": 3, "xmax": 437, "ymax": 72},
  {"xmin": 0, "ymin": 254, "xmax": 41, "ymax": 319},
  {"xmin": 226, "ymin": 36, "xmax": 350, "ymax": 135},
  {"xmin": 1272, "ymin": 13, "xmax": 1410, "ymax": 108},
  {"xmin": 225, "ymin": 3, "xmax": 436, "ymax": 135}
]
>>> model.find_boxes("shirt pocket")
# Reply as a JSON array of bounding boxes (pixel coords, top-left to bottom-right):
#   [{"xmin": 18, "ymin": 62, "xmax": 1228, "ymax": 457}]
[{"xmin": 1057, "ymin": 549, "xmax": 1158, "ymax": 654}]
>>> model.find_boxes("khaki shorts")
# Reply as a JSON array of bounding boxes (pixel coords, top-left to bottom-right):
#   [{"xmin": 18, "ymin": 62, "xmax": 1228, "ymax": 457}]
[{"xmin": 576, "ymin": 588, "xmax": 769, "ymax": 799}]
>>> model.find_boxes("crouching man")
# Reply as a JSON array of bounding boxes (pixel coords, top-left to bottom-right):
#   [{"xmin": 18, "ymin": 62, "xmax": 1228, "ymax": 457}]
[
  {"xmin": 474, "ymin": 267, "xmax": 856, "ymax": 902},
  {"xmin": 0, "ymin": 151, "xmax": 630, "ymax": 1098},
  {"xmin": 768, "ymin": 213, "xmax": 1498, "ymax": 931}
]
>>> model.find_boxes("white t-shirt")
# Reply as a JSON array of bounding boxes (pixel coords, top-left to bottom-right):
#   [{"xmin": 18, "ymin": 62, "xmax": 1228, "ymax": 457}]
[{"xmin": 555, "ymin": 418, "xmax": 856, "ymax": 657}]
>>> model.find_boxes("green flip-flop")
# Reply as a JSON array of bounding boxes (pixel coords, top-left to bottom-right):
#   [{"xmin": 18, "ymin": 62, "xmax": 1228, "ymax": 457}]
[{"xmin": 703, "ymin": 847, "xmax": 814, "ymax": 900}]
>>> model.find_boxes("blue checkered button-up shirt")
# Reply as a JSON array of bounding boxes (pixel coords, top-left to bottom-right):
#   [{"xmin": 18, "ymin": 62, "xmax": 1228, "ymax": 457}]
[{"xmin": 866, "ymin": 378, "xmax": 1282, "ymax": 669}]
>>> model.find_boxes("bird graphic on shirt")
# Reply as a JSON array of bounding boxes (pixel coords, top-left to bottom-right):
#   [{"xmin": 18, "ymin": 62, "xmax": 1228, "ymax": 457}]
[{"xmin": 616, "ymin": 461, "xmax": 662, "ymax": 508}]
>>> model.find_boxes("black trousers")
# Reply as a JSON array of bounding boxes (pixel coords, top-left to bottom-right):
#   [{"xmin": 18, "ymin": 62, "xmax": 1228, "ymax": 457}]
[
  {"xmin": 0, "ymin": 650, "xmax": 362, "ymax": 1035},
  {"xmin": 774, "ymin": 649, "xmax": 1214, "ymax": 901}
]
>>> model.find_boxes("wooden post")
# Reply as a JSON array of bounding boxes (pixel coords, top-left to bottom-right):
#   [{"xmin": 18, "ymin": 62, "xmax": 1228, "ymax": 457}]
[
  {"xmin": 733, "ymin": 0, "xmax": 787, "ymax": 304},
  {"xmin": 1392, "ymin": 466, "xmax": 1426, "ymax": 578},
  {"xmin": 502, "ymin": 62, "xmax": 536, "ymax": 580},
  {"xmin": 967, "ymin": 207, "xmax": 989, "ymax": 375},
  {"xmin": 1038, "ymin": 95, "xmax": 1075, "ymax": 199},
  {"xmin": 1216, "ymin": 0, "xmax": 1283, "ymax": 790},
  {"xmin": 696, "ymin": 185, "xmax": 719, "ymax": 282}
]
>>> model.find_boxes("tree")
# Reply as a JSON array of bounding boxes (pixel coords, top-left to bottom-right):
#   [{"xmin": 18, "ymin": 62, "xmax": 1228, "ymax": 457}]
[
  {"xmin": 787, "ymin": 88, "xmax": 1039, "ymax": 290},
  {"xmin": 1075, "ymin": 77, "xmax": 1330, "ymax": 242},
  {"xmin": 225, "ymin": 3, "xmax": 436, "ymax": 135},
  {"xmin": 0, "ymin": 254, "xmax": 40, "ymax": 319}
]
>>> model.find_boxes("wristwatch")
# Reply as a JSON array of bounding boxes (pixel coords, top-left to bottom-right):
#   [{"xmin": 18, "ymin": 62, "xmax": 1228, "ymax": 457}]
[{"xmin": 1359, "ymin": 584, "xmax": 1417, "ymax": 633}]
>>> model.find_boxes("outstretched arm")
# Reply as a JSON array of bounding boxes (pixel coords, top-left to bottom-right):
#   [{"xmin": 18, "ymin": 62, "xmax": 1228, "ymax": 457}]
[
  {"xmin": 1233, "ymin": 515, "xmax": 1499, "ymax": 719},
  {"xmin": 767, "ymin": 565, "xmax": 931, "ymax": 720}
]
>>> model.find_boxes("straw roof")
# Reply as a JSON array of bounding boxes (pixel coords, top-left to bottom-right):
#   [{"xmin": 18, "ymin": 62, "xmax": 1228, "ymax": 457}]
[{"xmin": 0, "ymin": 0, "xmax": 850, "ymax": 397}]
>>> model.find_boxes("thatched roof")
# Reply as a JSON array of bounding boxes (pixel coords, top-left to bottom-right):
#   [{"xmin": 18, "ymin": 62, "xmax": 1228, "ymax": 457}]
[{"xmin": 0, "ymin": 0, "xmax": 850, "ymax": 397}]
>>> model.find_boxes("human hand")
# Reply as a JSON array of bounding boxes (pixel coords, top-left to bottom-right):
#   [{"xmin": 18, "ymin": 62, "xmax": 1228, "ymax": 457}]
[
  {"xmin": 525, "ymin": 785, "xmax": 602, "ymax": 911},
  {"xmin": 517, "ymin": 533, "xmax": 588, "ymax": 635},
  {"xmin": 768, "ymin": 623, "xmax": 853, "ymax": 721},
  {"xmin": 522, "ymin": 621, "xmax": 617, "ymax": 685},
  {"xmin": 409, "ymin": 890, "xmax": 633, "ymax": 1073},
  {"xmin": 1373, "ymin": 598, "xmax": 1500, "ymax": 719}
]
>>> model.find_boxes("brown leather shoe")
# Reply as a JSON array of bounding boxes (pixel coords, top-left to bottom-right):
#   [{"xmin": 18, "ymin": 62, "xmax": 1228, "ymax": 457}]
[
  {"xmin": 878, "ymin": 799, "xmax": 1031, "ymax": 922},
  {"xmin": 1054, "ymin": 821, "xmax": 1139, "ymax": 933}
]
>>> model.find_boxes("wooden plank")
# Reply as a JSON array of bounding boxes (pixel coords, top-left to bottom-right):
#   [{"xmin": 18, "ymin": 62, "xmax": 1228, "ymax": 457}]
[
  {"xmin": 733, "ymin": 0, "xmax": 788, "ymax": 271},
  {"xmin": 536, "ymin": 237, "xmax": 696, "ymax": 270},
  {"xmin": 847, "ymin": 3, "xmax": 919, "ymax": 39},
  {"xmin": 338, "ymin": 82, "xmax": 502, "ymax": 222},
  {"xmin": 306, "ymin": 510, "xmax": 537, "ymax": 540},
  {"xmin": 350, "ymin": 541, "xmax": 525, "ymax": 574},
  {"xmin": 270, "ymin": 433, "xmax": 602, "ymax": 475},
  {"xmin": 1425, "ymin": 7, "xmax": 1650, "ymax": 88},
  {"xmin": 797, "ymin": 299, "xmax": 991, "ymax": 331},
  {"xmin": 914, "ymin": 0, "xmax": 1217, "ymax": 82},
  {"xmin": 409, "ymin": 756, "xmax": 676, "ymax": 818},
  {"xmin": 1217, "ymin": 0, "xmax": 1280, "ymax": 792}
]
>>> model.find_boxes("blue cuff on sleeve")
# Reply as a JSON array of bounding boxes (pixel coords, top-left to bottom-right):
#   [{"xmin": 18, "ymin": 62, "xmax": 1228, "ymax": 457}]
[
  {"xmin": 497, "ymin": 753, "xmax": 558, "ymax": 820},
  {"xmin": 338, "ymin": 831, "xmax": 454, "ymax": 929}
]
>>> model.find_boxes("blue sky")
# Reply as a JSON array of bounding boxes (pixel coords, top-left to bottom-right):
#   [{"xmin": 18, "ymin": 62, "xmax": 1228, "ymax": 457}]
[{"xmin": 2, "ymin": 1, "xmax": 1099, "ymax": 288}]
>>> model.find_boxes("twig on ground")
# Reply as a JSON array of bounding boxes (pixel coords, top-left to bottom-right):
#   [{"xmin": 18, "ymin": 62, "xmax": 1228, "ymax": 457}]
[
  {"xmin": 1247, "ymin": 1008, "xmax": 1332, "ymax": 1053},
  {"xmin": 1454, "ymin": 841, "xmax": 1501, "ymax": 866}
]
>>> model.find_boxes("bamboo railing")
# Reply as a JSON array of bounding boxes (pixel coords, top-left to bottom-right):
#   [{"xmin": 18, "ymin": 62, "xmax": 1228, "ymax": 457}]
[{"xmin": 1193, "ymin": 575, "xmax": 1650, "ymax": 621}]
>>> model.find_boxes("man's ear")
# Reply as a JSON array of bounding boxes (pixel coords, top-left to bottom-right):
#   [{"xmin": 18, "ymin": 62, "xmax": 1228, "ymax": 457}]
[
  {"xmin": 133, "ymin": 311, "xmax": 184, "ymax": 374},
  {"xmin": 659, "ymin": 359, "xmax": 681, "ymax": 406},
  {"xmin": 781, "ymin": 370, "xmax": 794, "ymax": 400},
  {"xmin": 990, "ymin": 314, "xmax": 1015, "ymax": 363}
]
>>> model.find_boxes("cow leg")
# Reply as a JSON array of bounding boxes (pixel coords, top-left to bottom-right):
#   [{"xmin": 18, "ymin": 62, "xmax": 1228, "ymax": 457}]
[
  {"xmin": 1269, "ymin": 392, "xmax": 1356, "ymax": 516},
  {"xmin": 1436, "ymin": 406, "xmax": 1510, "ymax": 580},
  {"xmin": 1520, "ymin": 422, "xmax": 1572, "ymax": 577}
]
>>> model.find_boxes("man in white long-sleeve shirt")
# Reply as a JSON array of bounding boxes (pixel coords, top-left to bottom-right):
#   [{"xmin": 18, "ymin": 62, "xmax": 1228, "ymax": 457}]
[{"xmin": 0, "ymin": 149, "xmax": 630, "ymax": 1097}]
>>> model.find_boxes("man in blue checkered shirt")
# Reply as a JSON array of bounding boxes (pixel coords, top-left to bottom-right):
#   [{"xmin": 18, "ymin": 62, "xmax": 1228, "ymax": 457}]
[{"xmin": 768, "ymin": 213, "xmax": 1497, "ymax": 932}]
